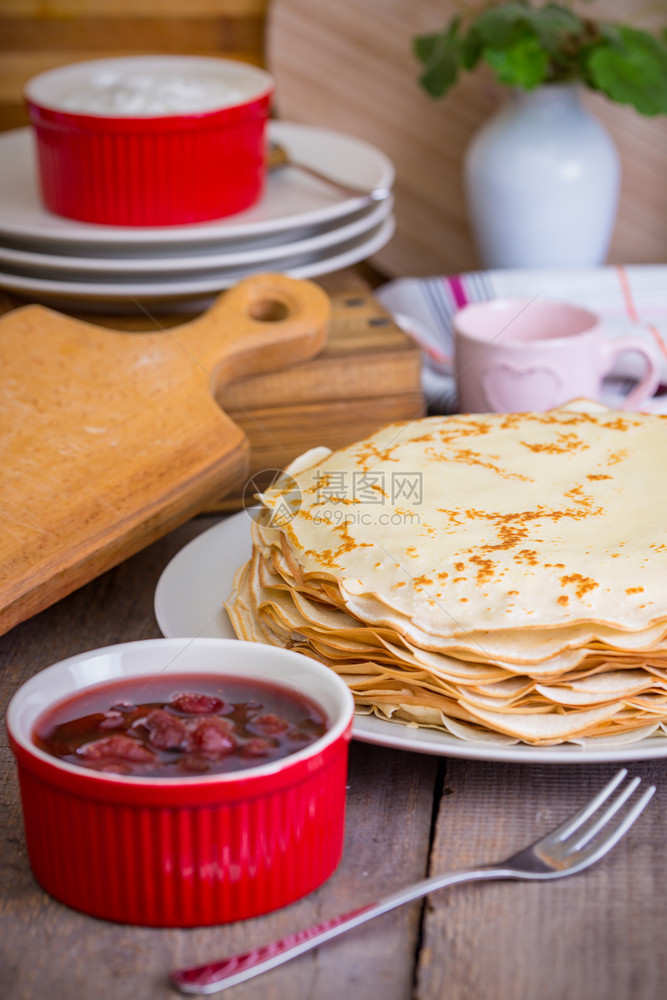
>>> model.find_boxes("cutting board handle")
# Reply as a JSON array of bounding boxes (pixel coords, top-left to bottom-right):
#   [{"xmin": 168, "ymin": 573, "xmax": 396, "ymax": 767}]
[
  {"xmin": 173, "ymin": 272, "xmax": 331, "ymax": 386},
  {"xmin": 0, "ymin": 273, "xmax": 333, "ymax": 634}
]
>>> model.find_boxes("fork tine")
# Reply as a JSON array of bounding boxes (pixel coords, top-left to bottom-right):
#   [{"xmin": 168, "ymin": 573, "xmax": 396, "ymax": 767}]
[
  {"xmin": 572, "ymin": 783, "xmax": 656, "ymax": 867},
  {"xmin": 551, "ymin": 768, "xmax": 628, "ymax": 842},
  {"xmin": 571, "ymin": 775, "xmax": 641, "ymax": 851}
]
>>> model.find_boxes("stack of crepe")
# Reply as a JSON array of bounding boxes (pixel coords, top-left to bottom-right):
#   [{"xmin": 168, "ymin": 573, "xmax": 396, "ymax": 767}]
[{"xmin": 227, "ymin": 403, "xmax": 667, "ymax": 747}]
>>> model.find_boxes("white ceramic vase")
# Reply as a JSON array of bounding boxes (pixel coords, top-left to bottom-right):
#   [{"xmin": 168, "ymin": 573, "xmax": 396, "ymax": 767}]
[{"xmin": 463, "ymin": 83, "xmax": 621, "ymax": 268}]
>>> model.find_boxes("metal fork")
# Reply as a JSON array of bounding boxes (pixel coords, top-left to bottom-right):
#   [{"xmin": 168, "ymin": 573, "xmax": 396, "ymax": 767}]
[
  {"xmin": 267, "ymin": 141, "xmax": 393, "ymax": 203},
  {"xmin": 171, "ymin": 768, "xmax": 655, "ymax": 995}
]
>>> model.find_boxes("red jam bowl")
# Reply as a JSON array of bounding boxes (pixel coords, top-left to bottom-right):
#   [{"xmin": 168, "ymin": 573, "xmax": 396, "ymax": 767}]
[
  {"xmin": 6, "ymin": 638, "xmax": 354, "ymax": 927},
  {"xmin": 24, "ymin": 56, "xmax": 274, "ymax": 226}
]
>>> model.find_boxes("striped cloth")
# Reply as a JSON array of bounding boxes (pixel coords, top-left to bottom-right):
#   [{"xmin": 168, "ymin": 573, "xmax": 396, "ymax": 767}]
[{"xmin": 375, "ymin": 265, "xmax": 667, "ymax": 414}]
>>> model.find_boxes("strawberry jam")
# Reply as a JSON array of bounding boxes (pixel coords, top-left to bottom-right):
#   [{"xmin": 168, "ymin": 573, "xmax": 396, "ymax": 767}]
[{"xmin": 33, "ymin": 674, "xmax": 328, "ymax": 777}]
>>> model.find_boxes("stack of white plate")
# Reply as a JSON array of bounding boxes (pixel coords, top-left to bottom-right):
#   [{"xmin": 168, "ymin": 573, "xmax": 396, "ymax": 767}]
[{"xmin": 0, "ymin": 121, "xmax": 395, "ymax": 313}]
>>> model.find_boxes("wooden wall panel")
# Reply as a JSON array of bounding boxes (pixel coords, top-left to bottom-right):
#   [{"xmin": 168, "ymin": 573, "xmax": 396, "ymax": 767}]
[
  {"xmin": 267, "ymin": 0, "xmax": 667, "ymax": 273},
  {"xmin": 1, "ymin": 1, "xmax": 267, "ymax": 15},
  {"xmin": 0, "ymin": 0, "xmax": 268, "ymax": 132}
]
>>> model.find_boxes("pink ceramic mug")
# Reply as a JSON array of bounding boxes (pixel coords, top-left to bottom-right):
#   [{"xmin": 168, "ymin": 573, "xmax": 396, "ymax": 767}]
[{"xmin": 453, "ymin": 298, "xmax": 662, "ymax": 413}]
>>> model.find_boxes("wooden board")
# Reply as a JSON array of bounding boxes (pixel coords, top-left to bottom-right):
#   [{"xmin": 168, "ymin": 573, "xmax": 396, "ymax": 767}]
[
  {"xmin": 54, "ymin": 281, "xmax": 426, "ymax": 515},
  {"xmin": 266, "ymin": 0, "xmax": 667, "ymax": 277},
  {"xmin": 215, "ymin": 287, "xmax": 425, "ymax": 508},
  {"xmin": 0, "ymin": 272, "xmax": 330, "ymax": 635},
  {"xmin": 415, "ymin": 758, "xmax": 667, "ymax": 1000}
]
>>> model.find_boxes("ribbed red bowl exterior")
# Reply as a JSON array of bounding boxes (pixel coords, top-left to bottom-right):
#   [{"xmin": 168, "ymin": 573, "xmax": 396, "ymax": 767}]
[
  {"xmin": 27, "ymin": 94, "xmax": 271, "ymax": 226},
  {"xmin": 11, "ymin": 728, "xmax": 349, "ymax": 926}
]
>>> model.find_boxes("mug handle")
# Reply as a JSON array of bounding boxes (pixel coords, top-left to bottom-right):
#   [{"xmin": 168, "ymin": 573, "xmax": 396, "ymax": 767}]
[{"xmin": 602, "ymin": 337, "xmax": 663, "ymax": 410}]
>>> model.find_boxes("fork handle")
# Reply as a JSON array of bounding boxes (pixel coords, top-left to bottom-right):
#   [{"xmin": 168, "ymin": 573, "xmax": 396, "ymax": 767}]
[
  {"xmin": 170, "ymin": 866, "xmax": 510, "ymax": 995},
  {"xmin": 289, "ymin": 161, "xmax": 393, "ymax": 201}
]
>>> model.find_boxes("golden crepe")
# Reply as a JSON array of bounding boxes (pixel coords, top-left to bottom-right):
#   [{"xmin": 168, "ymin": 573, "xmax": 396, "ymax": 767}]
[{"xmin": 226, "ymin": 404, "xmax": 667, "ymax": 747}]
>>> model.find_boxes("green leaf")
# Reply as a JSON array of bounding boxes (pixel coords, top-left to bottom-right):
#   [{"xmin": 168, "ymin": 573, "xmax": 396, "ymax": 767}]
[
  {"xmin": 464, "ymin": 5, "xmax": 534, "ymax": 49},
  {"xmin": 596, "ymin": 22, "xmax": 623, "ymax": 46},
  {"xmin": 413, "ymin": 3, "xmax": 667, "ymax": 116},
  {"xmin": 483, "ymin": 34, "xmax": 550, "ymax": 88},
  {"xmin": 414, "ymin": 32, "xmax": 441, "ymax": 67},
  {"xmin": 413, "ymin": 22, "xmax": 463, "ymax": 98},
  {"xmin": 588, "ymin": 25, "xmax": 667, "ymax": 115},
  {"xmin": 527, "ymin": 3, "xmax": 583, "ymax": 54},
  {"xmin": 461, "ymin": 6, "xmax": 535, "ymax": 71}
]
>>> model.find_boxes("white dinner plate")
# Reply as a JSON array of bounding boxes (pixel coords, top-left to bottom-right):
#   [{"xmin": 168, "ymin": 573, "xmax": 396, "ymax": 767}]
[
  {"xmin": 0, "ymin": 123, "xmax": 394, "ymax": 254},
  {"xmin": 0, "ymin": 216, "xmax": 395, "ymax": 311},
  {"xmin": 154, "ymin": 513, "xmax": 667, "ymax": 764},
  {"xmin": 0, "ymin": 199, "xmax": 392, "ymax": 278}
]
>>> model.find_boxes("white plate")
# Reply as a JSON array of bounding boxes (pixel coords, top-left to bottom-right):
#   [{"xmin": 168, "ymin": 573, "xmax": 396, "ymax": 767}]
[
  {"xmin": 154, "ymin": 513, "xmax": 667, "ymax": 764},
  {"xmin": 0, "ymin": 216, "xmax": 395, "ymax": 311},
  {"xmin": 0, "ymin": 199, "xmax": 392, "ymax": 278},
  {"xmin": 0, "ymin": 123, "xmax": 394, "ymax": 253}
]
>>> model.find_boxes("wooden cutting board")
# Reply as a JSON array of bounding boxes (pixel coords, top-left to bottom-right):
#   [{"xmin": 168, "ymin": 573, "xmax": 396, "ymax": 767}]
[
  {"xmin": 266, "ymin": 0, "xmax": 667, "ymax": 277},
  {"xmin": 214, "ymin": 284, "xmax": 425, "ymax": 509},
  {"xmin": 0, "ymin": 273, "xmax": 330, "ymax": 635},
  {"xmin": 47, "ymin": 277, "xmax": 426, "ymax": 516}
]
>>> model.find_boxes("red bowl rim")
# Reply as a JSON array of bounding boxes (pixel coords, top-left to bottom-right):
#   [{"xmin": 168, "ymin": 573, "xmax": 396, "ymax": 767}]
[
  {"xmin": 23, "ymin": 55, "xmax": 274, "ymax": 124},
  {"xmin": 25, "ymin": 94, "xmax": 272, "ymax": 134},
  {"xmin": 6, "ymin": 638, "xmax": 354, "ymax": 802}
]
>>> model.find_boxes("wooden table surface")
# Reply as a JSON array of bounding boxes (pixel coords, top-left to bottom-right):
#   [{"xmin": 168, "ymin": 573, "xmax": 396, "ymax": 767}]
[{"xmin": 2, "ymin": 513, "xmax": 666, "ymax": 1000}]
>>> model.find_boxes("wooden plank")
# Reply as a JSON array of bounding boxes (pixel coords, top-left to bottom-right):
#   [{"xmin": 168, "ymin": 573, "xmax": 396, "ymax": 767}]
[
  {"xmin": 211, "ymin": 391, "xmax": 425, "ymax": 511},
  {"xmin": 0, "ymin": 0, "xmax": 267, "ymax": 16},
  {"xmin": 211, "ymin": 287, "xmax": 425, "ymax": 507},
  {"xmin": 0, "ymin": 17, "xmax": 265, "ymax": 52},
  {"xmin": 415, "ymin": 759, "xmax": 667, "ymax": 1000},
  {"xmin": 221, "ymin": 291, "xmax": 422, "ymax": 409},
  {"xmin": 0, "ymin": 515, "xmax": 440, "ymax": 1000},
  {"xmin": 0, "ymin": 103, "xmax": 29, "ymax": 131},
  {"xmin": 226, "ymin": 394, "xmax": 425, "ymax": 477}
]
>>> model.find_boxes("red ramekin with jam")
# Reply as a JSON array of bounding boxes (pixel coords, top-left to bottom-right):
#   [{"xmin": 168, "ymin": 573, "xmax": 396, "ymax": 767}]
[{"xmin": 6, "ymin": 638, "xmax": 354, "ymax": 927}]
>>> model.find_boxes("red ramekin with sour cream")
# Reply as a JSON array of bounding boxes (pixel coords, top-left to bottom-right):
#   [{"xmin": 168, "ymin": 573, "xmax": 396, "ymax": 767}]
[{"xmin": 24, "ymin": 56, "xmax": 274, "ymax": 226}]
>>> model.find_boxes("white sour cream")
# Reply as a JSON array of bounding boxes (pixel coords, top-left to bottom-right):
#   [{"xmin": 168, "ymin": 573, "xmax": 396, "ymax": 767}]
[{"xmin": 60, "ymin": 71, "xmax": 246, "ymax": 115}]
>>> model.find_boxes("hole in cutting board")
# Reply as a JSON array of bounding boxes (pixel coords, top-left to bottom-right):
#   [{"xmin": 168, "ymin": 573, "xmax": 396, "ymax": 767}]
[{"xmin": 248, "ymin": 299, "xmax": 290, "ymax": 323}]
